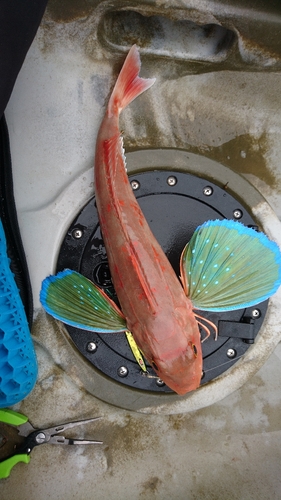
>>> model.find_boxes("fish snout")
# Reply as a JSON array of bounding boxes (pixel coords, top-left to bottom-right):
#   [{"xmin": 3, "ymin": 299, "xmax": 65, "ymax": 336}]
[{"xmin": 150, "ymin": 340, "xmax": 203, "ymax": 395}]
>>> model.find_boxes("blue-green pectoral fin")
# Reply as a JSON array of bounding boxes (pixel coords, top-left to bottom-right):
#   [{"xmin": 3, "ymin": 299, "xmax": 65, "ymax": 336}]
[
  {"xmin": 180, "ymin": 219, "xmax": 281, "ymax": 312},
  {"xmin": 40, "ymin": 269, "xmax": 127, "ymax": 332}
]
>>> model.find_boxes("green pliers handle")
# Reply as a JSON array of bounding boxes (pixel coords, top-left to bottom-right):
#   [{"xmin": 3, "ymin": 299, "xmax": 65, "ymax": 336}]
[{"xmin": 0, "ymin": 409, "xmax": 30, "ymax": 479}]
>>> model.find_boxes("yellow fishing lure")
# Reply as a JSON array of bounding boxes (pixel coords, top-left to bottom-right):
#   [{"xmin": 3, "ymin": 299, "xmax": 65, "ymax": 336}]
[{"xmin": 125, "ymin": 331, "xmax": 147, "ymax": 372}]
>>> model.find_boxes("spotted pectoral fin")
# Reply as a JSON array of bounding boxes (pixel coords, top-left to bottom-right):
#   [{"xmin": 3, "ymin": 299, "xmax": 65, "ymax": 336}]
[
  {"xmin": 40, "ymin": 269, "xmax": 127, "ymax": 332},
  {"xmin": 180, "ymin": 219, "xmax": 281, "ymax": 312}
]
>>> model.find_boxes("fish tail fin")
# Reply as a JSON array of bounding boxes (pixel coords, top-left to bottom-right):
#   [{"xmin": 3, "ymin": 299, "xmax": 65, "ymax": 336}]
[{"xmin": 108, "ymin": 45, "xmax": 155, "ymax": 116}]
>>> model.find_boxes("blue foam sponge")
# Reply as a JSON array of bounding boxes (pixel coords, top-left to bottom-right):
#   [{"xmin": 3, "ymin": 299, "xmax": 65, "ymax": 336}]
[{"xmin": 0, "ymin": 220, "xmax": 37, "ymax": 407}]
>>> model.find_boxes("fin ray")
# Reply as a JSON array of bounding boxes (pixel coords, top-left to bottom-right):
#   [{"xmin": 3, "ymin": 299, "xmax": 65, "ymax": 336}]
[
  {"xmin": 40, "ymin": 269, "xmax": 127, "ymax": 332},
  {"xmin": 181, "ymin": 219, "xmax": 281, "ymax": 311},
  {"xmin": 108, "ymin": 45, "xmax": 155, "ymax": 116}
]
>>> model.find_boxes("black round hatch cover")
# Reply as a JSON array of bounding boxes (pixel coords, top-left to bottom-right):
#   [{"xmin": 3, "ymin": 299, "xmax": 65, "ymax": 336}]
[{"xmin": 56, "ymin": 170, "xmax": 267, "ymax": 393}]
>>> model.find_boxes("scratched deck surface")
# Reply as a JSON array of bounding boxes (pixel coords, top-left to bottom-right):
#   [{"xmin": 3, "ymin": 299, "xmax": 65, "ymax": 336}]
[{"xmin": 2, "ymin": 2, "xmax": 281, "ymax": 498}]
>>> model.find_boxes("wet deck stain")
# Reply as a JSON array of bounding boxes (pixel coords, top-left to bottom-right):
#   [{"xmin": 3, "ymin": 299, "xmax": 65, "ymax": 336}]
[
  {"xmin": 140, "ymin": 476, "xmax": 162, "ymax": 496},
  {"xmin": 46, "ymin": 0, "xmax": 94, "ymax": 23},
  {"xmin": 125, "ymin": 131, "xmax": 279, "ymax": 193},
  {"xmin": 195, "ymin": 132, "xmax": 278, "ymax": 190}
]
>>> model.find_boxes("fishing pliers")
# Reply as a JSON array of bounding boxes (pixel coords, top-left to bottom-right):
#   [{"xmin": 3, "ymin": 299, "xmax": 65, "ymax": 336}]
[{"xmin": 0, "ymin": 408, "xmax": 103, "ymax": 479}]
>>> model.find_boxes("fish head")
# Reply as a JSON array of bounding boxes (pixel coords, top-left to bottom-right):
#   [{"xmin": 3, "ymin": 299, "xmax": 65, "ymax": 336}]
[
  {"xmin": 151, "ymin": 342, "xmax": 202, "ymax": 396},
  {"xmin": 137, "ymin": 309, "xmax": 203, "ymax": 396}
]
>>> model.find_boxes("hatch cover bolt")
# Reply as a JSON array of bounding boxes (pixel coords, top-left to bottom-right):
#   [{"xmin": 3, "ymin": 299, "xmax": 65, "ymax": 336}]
[
  {"xmin": 118, "ymin": 366, "xmax": 128, "ymax": 377},
  {"xmin": 72, "ymin": 228, "xmax": 83, "ymax": 239},
  {"xmin": 226, "ymin": 348, "xmax": 236, "ymax": 358},
  {"xmin": 87, "ymin": 341, "xmax": 97, "ymax": 353},
  {"xmin": 167, "ymin": 176, "xmax": 177, "ymax": 186},
  {"xmin": 203, "ymin": 186, "xmax": 213, "ymax": 196},
  {"xmin": 233, "ymin": 209, "xmax": 243, "ymax": 219},
  {"xmin": 156, "ymin": 378, "xmax": 165, "ymax": 386},
  {"xmin": 131, "ymin": 180, "xmax": 140, "ymax": 191},
  {"xmin": 252, "ymin": 309, "xmax": 261, "ymax": 319}
]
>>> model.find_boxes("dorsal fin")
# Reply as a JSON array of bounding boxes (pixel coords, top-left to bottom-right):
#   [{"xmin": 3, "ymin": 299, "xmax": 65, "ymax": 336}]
[{"xmin": 128, "ymin": 239, "xmax": 159, "ymax": 313}]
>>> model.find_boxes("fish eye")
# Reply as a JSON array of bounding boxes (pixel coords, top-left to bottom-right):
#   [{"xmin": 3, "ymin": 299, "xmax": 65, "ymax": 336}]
[{"xmin": 192, "ymin": 343, "xmax": 198, "ymax": 357}]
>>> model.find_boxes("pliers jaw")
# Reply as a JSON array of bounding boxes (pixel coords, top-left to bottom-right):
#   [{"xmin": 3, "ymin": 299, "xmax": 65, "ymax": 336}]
[
  {"xmin": 0, "ymin": 410, "xmax": 103, "ymax": 478},
  {"xmin": 18, "ymin": 417, "xmax": 104, "ymax": 452}
]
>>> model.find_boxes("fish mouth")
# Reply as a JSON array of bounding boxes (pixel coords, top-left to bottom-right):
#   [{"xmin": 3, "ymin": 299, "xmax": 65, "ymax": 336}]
[
  {"xmin": 142, "ymin": 370, "xmax": 201, "ymax": 395},
  {"xmin": 151, "ymin": 354, "xmax": 203, "ymax": 396},
  {"xmin": 160, "ymin": 373, "xmax": 202, "ymax": 396}
]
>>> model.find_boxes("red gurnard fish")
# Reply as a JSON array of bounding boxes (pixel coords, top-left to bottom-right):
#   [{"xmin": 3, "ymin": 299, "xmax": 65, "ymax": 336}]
[
  {"xmin": 93, "ymin": 45, "xmax": 202, "ymax": 394},
  {"xmin": 40, "ymin": 46, "xmax": 281, "ymax": 395}
]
